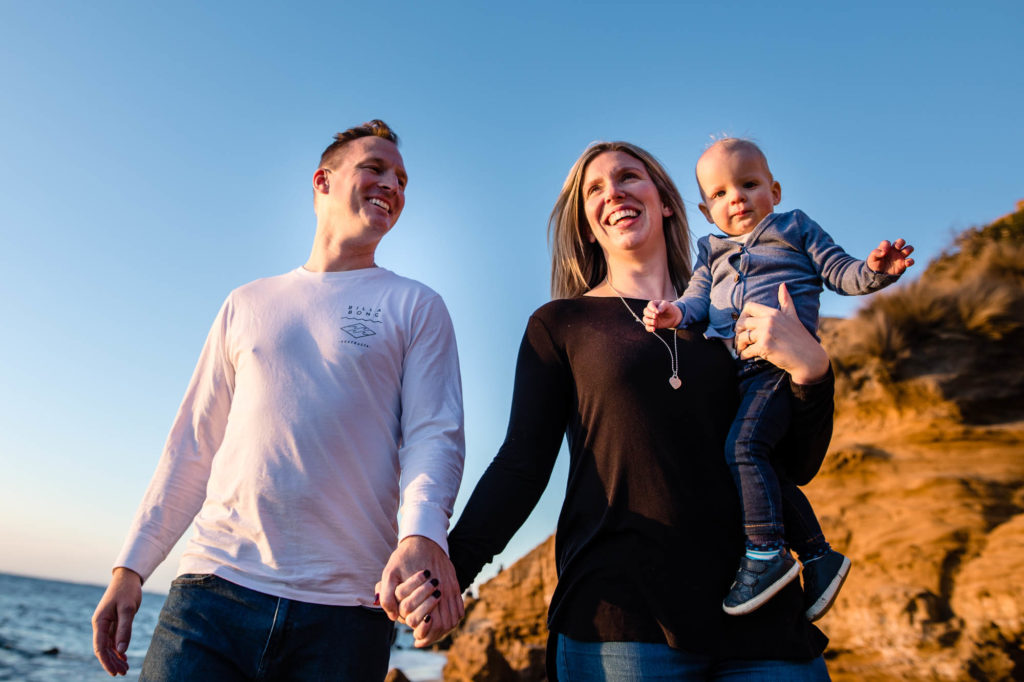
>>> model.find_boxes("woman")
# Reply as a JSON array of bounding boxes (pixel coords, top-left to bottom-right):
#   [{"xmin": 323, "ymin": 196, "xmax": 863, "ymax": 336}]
[{"xmin": 391, "ymin": 142, "xmax": 834, "ymax": 680}]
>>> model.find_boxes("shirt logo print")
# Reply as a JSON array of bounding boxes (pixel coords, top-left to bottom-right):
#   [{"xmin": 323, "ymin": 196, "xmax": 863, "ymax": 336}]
[
  {"xmin": 341, "ymin": 322, "xmax": 376, "ymax": 339},
  {"xmin": 343, "ymin": 304, "xmax": 382, "ymax": 323}
]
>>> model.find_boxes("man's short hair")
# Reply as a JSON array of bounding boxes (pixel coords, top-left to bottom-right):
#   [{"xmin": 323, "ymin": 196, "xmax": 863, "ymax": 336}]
[{"xmin": 319, "ymin": 120, "xmax": 400, "ymax": 169}]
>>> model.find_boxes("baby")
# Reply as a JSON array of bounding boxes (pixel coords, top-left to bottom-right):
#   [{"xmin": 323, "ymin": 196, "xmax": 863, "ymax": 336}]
[{"xmin": 644, "ymin": 138, "xmax": 914, "ymax": 620}]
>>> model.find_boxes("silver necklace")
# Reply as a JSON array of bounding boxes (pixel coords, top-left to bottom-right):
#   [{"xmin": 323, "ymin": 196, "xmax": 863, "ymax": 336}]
[{"xmin": 606, "ymin": 278, "xmax": 682, "ymax": 390}]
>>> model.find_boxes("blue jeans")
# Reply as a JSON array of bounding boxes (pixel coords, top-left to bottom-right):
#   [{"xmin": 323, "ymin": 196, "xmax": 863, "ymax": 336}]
[
  {"xmin": 726, "ymin": 360, "xmax": 826, "ymax": 555},
  {"xmin": 556, "ymin": 634, "xmax": 830, "ymax": 681},
  {"xmin": 140, "ymin": 574, "xmax": 394, "ymax": 682}
]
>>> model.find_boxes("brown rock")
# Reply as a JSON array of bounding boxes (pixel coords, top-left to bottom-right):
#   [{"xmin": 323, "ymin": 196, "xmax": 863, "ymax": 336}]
[
  {"xmin": 443, "ymin": 535, "xmax": 555, "ymax": 681},
  {"xmin": 385, "ymin": 669, "xmax": 412, "ymax": 682}
]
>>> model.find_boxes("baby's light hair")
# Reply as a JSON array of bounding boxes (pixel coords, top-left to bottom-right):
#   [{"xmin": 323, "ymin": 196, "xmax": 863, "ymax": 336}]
[
  {"xmin": 707, "ymin": 136, "xmax": 768, "ymax": 165},
  {"xmin": 696, "ymin": 136, "xmax": 773, "ymax": 200}
]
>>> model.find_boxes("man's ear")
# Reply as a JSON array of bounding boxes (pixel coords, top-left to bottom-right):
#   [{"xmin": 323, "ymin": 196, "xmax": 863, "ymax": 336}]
[
  {"xmin": 313, "ymin": 168, "xmax": 330, "ymax": 194},
  {"xmin": 698, "ymin": 203, "xmax": 714, "ymax": 224},
  {"xmin": 772, "ymin": 180, "xmax": 781, "ymax": 206}
]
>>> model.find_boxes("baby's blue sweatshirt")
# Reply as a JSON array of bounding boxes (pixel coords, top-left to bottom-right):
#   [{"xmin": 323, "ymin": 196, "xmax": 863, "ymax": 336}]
[{"xmin": 674, "ymin": 209, "xmax": 899, "ymax": 339}]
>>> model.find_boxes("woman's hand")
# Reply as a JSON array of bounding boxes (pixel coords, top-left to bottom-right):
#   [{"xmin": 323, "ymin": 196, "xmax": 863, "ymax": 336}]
[
  {"xmin": 734, "ymin": 283, "xmax": 829, "ymax": 384},
  {"xmin": 375, "ymin": 564, "xmax": 464, "ymax": 648}
]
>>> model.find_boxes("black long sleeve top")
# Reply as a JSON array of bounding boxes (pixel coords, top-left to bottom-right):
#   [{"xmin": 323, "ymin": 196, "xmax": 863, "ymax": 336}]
[{"xmin": 448, "ymin": 296, "xmax": 832, "ymax": 660}]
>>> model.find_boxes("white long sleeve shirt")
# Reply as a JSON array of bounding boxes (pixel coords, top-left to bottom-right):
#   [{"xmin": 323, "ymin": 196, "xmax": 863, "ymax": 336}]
[{"xmin": 114, "ymin": 267, "xmax": 465, "ymax": 606}]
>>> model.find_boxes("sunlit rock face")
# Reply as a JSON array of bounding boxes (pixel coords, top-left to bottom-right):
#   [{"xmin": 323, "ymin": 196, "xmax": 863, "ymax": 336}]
[{"xmin": 443, "ymin": 535, "xmax": 555, "ymax": 681}]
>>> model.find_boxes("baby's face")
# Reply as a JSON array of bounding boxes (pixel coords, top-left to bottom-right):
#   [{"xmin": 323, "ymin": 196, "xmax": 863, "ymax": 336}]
[{"xmin": 696, "ymin": 145, "xmax": 780, "ymax": 236}]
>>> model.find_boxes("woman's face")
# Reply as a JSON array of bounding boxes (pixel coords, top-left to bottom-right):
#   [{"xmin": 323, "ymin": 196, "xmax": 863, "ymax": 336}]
[{"xmin": 581, "ymin": 151, "xmax": 673, "ymax": 261}]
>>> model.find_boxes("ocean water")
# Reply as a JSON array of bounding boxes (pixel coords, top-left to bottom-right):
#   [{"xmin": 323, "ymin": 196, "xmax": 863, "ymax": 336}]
[{"xmin": 0, "ymin": 573, "xmax": 445, "ymax": 681}]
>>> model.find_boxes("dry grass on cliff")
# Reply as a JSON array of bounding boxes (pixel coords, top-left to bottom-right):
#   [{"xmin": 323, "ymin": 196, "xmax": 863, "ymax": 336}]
[
  {"xmin": 824, "ymin": 202, "xmax": 1024, "ymax": 424},
  {"xmin": 832, "ymin": 243, "xmax": 1024, "ymax": 373}
]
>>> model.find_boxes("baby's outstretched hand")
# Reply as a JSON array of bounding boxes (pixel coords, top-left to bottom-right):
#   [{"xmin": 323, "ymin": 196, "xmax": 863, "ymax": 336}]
[
  {"xmin": 868, "ymin": 238, "xmax": 915, "ymax": 276},
  {"xmin": 643, "ymin": 300, "xmax": 682, "ymax": 332}
]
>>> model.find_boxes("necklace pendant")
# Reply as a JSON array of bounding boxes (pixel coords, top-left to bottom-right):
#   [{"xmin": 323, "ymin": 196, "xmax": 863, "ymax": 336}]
[{"xmin": 669, "ymin": 376, "xmax": 682, "ymax": 390}]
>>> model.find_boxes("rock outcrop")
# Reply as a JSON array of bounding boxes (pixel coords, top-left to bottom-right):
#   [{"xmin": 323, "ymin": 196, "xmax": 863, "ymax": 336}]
[
  {"xmin": 443, "ymin": 535, "xmax": 556, "ymax": 681},
  {"xmin": 443, "ymin": 202, "xmax": 1024, "ymax": 681},
  {"xmin": 810, "ymin": 201, "xmax": 1024, "ymax": 679},
  {"xmin": 385, "ymin": 669, "xmax": 412, "ymax": 682}
]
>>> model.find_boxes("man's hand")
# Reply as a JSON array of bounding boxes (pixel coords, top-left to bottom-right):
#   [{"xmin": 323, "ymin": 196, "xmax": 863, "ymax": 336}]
[
  {"xmin": 643, "ymin": 300, "xmax": 682, "ymax": 332},
  {"xmin": 378, "ymin": 536, "xmax": 464, "ymax": 647},
  {"xmin": 867, "ymin": 238, "xmax": 915, "ymax": 276},
  {"xmin": 92, "ymin": 567, "xmax": 142, "ymax": 676}
]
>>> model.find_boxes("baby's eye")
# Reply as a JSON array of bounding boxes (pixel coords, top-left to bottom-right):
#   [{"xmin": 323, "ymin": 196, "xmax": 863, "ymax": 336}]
[
  {"xmin": 743, "ymin": 181, "xmax": 758, "ymax": 188},
  {"xmin": 712, "ymin": 190, "xmax": 725, "ymax": 198}
]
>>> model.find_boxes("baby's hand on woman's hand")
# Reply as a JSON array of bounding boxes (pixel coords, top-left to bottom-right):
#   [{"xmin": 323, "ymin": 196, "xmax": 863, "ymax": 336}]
[
  {"xmin": 867, "ymin": 238, "xmax": 915, "ymax": 276},
  {"xmin": 643, "ymin": 300, "xmax": 682, "ymax": 332}
]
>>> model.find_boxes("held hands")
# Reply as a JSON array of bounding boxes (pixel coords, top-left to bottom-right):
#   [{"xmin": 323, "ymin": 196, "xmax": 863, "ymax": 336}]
[
  {"xmin": 376, "ymin": 570, "xmax": 460, "ymax": 647},
  {"xmin": 867, "ymin": 238, "xmax": 915, "ymax": 276},
  {"xmin": 734, "ymin": 283, "xmax": 830, "ymax": 385},
  {"xmin": 377, "ymin": 535, "xmax": 464, "ymax": 647},
  {"xmin": 643, "ymin": 300, "xmax": 682, "ymax": 332},
  {"xmin": 91, "ymin": 567, "xmax": 143, "ymax": 676}
]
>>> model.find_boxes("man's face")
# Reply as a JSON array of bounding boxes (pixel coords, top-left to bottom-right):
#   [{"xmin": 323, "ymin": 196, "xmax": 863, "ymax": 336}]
[
  {"xmin": 696, "ymin": 145, "xmax": 780, "ymax": 237},
  {"xmin": 321, "ymin": 136, "xmax": 407, "ymax": 242}
]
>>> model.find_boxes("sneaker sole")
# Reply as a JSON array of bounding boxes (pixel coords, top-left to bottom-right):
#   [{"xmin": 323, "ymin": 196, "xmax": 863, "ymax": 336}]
[
  {"xmin": 722, "ymin": 560, "xmax": 801, "ymax": 616},
  {"xmin": 805, "ymin": 556, "xmax": 852, "ymax": 622}
]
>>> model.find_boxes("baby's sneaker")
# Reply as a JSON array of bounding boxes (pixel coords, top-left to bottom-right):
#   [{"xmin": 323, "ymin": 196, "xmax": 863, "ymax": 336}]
[
  {"xmin": 722, "ymin": 550, "xmax": 800, "ymax": 616},
  {"xmin": 802, "ymin": 550, "xmax": 851, "ymax": 622}
]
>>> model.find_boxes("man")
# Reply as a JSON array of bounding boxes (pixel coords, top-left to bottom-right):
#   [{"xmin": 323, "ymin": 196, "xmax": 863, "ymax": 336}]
[{"xmin": 92, "ymin": 120, "xmax": 465, "ymax": 681}]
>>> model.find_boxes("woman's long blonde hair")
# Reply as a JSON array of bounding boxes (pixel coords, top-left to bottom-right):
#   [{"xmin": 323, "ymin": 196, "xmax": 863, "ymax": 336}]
[{"xmin": 548, "ymin": 141, "xmax": 692, "ymax": 299}]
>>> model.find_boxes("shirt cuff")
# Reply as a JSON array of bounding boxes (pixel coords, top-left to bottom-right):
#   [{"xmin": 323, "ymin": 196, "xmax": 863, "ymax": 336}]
[
  {"xmin": 113, "ymin": 535, "xmax": 167, "ymax": 584},
  {"xmin": 673, "ymin": 301, "xmax": 693, "ymax": 327},
  {"xmin": 398, "ymin": 503, "xmax": 451, "ymax": 556},
  {"xmin": 868, "ymin": 270, "xmax": 900, "ymax": 288},
  {"xmin": 788, "ymin": 363, "xmax": 834, "ymax": 400}
]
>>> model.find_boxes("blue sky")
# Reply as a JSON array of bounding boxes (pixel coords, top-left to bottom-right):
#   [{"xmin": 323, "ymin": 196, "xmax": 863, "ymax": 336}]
[{"xmin": 1, "ymin": 2, "xmax": 1021, "ymax": 593}]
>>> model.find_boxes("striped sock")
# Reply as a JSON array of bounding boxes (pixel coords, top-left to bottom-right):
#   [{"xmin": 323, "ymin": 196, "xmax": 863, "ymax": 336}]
[{"xmin": 746, "ymin": 547, "xmax": 783, "ymax": 561}]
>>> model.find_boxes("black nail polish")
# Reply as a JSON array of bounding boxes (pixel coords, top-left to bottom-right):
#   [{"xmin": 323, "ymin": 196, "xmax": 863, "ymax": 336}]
[
  {"xmin": 423, "ymin": 570, "xmax": 431, "ymax": 579},
  {"xmin": 432, "ymin": 589, "xmax": 441, "ymax": 599},
  {"xmin": 430, "ymin": 578, "xmax": 439, "ymax": 587},
  {"xmin": 424, "ymin": 614, "xmax": 431, "ymax": 623}
]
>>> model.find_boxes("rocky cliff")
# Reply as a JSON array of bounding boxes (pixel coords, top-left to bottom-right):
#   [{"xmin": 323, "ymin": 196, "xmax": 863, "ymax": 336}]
[
  {"xmin": 442, "ymin": 202, "xmax": 1024, "ymax": 681},
  {"xmin": 442, "ymin": 536, "xmax": 557, "ymax": 682}
]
